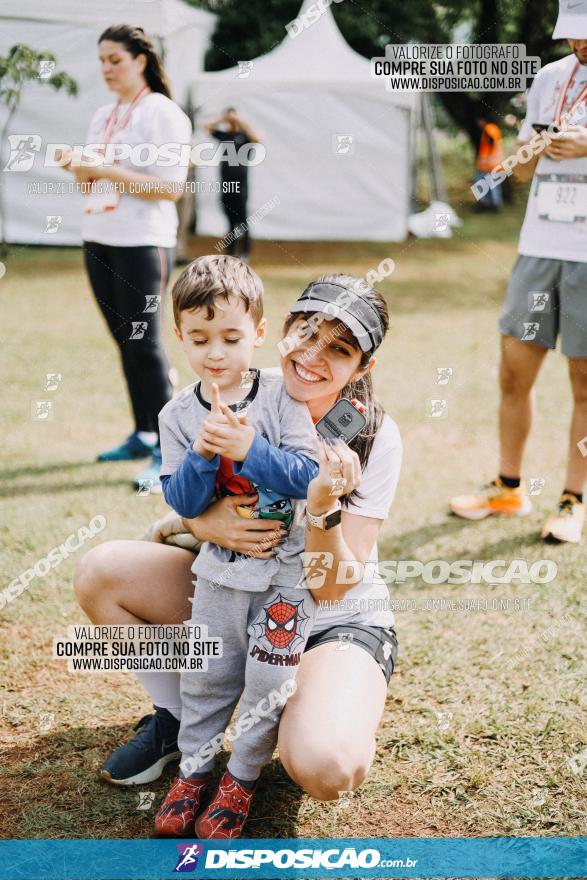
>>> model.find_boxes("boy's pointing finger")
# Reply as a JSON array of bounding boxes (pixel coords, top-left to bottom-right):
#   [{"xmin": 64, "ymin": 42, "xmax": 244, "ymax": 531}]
[
  {"xmin": 219, "ymin": 401, "xmax": 241, "ymax": 427},
  {"xmin": 211, "ymin": 382, "xmax": 223, "ymax": 413}
]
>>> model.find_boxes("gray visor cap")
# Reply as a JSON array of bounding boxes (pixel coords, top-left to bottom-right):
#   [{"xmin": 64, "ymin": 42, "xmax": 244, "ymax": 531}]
[{"xmin": 288, "ymin": 282, "xmax": 384, "ymax": 353}]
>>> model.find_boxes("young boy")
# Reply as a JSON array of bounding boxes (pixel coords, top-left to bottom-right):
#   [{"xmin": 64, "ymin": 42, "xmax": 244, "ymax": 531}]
[{"xmin": 154, "ymin": 255, "xmax": 319, "ymax": 839}]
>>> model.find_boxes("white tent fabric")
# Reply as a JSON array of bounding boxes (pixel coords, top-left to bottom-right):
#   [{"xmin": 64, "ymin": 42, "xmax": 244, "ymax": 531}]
[
  {"xmin": 191, "ymin": 0, "xmax": 418, "ymax": 242},
  {"xmin": 0, "ymin": 0, "xmax": 216, "ymax": 244}
]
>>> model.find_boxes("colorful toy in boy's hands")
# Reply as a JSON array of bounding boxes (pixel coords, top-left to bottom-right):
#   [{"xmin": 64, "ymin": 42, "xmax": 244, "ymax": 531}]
[
  {"xmin": 215, "ymin": 457, "xmax": 294, "ymax": 528},
  {"xmin": 235, "ymin": 484, "xmax": 294, "ymax": 528}
]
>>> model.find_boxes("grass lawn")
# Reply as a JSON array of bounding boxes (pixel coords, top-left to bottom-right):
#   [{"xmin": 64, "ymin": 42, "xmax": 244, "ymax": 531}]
[{"xmin": 0, "ymin": 180, "xmax": 585, "ymax": 844}]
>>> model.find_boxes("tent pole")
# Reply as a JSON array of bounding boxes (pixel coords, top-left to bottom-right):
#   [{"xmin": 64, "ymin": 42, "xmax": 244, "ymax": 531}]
[
  {"xmin": 422, "ymin": 93, "xmax": 447, "ymax": 203},
  {"xmin": 408, "ymin": 102, "xmax": 420, "ymax": 213}
]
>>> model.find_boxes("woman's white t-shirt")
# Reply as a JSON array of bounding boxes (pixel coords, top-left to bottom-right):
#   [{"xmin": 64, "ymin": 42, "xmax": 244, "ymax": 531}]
[
  {"xmin": 310, "ymin": 413, "xmax": 403, "ymax": 634},
  {"xmin": 81, "ymin": 92, "xmax": 192, "ymax": 248}
]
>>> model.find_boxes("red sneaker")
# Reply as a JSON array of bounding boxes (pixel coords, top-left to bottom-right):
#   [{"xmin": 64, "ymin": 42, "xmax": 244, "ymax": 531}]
[
  {"xmin": 154, "ymin": 774, "xmax": 208, "ymax": 837},
  {"xmin": 194, "ymin": 770, "xmax": 256, "ymax": 839}
]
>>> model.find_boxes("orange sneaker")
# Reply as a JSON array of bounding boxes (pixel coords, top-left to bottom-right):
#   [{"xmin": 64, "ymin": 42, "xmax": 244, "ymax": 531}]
[
  {"xmin": 449, "ymin": 478, "xmax": 531, "ymax": 520},
  {"xmin": 541, "ymin": 494, "xmax": 585, "ymax": 544},
  {"xmin": 154, "ymin": 774, "xmax": 209, "ymax": 837}
]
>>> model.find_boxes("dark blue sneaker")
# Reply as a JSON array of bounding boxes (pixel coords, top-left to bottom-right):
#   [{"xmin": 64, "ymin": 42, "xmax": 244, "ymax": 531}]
[
  {"xmin": 100, "ymin": 706, "xmax": 181, "ymax": 786},
  {"xmin": 97, "ymin": 431, "xmax": 156, "ymax": 462},
  {"xmin": 134, "ymin": 447, "xmax": 163, "ymax": 494}
]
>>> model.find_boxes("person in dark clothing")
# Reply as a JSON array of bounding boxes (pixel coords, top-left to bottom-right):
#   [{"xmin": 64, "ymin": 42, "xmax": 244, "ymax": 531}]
[{"xmin": 204, "ymin": 108, "xmax": 260, "ymax": 259}]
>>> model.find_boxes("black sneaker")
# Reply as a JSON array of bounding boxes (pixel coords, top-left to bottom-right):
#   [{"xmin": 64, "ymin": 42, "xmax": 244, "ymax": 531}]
[
  {"xmin": 100, "ymin": 706, "xmax": 181, "ymax": 786},
  {"xmin": 97, "ymin": 431, "xmax": 156, "ymax": 462}
]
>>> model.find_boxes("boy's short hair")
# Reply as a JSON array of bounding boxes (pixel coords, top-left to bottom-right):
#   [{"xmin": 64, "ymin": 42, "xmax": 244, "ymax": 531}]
[{"xmin": 172, "ymin": 255, "xmax": 264, "ymax": 327}]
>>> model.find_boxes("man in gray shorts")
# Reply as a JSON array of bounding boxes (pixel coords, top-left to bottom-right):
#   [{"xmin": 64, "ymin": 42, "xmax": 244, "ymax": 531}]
[{"xmin": 451, "ymin": 1, "xmax": 587, "ymax": 543}]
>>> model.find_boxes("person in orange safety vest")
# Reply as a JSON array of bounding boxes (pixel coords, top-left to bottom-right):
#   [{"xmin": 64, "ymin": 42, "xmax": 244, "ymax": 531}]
[{"xmin": 475, "ymin": 115, "xmax": 504, "ymax": 210}]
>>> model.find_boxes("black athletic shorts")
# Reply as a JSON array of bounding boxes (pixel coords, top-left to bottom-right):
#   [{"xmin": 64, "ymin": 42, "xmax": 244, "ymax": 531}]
[{"xmin": 304, "ymin": 623, "xmax": 398, "ymax": 684}]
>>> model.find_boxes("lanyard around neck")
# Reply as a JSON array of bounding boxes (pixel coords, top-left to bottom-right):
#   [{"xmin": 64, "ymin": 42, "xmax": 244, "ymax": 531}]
[
  {"xmin": 103, "ymin": 85, "xmax": 150, "ymax": 142},
  {"xmin": 555, "ymin": 61, "xmax": 587, "ymax": 125}
]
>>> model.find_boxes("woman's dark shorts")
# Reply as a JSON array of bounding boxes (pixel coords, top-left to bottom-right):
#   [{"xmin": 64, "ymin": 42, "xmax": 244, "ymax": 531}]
[{"xmin": 304, "ymin": 623, "xmax": 398, "ymax": 684}]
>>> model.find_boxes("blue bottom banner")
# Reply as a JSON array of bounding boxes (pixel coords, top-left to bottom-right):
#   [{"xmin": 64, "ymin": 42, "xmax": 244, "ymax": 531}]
[{"xmin": 0, "ymin": 837, "xmax": 585, "ymax": 879}]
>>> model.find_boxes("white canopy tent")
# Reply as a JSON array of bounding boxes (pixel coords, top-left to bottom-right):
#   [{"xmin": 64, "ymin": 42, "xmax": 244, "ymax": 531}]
[
  {"xmin": 0, "ymin": 0, "xmax": 216, "ymax": 244},
  {"xmin": 191, "ymin": 0, "xmax": 419, "ymax": 242}
]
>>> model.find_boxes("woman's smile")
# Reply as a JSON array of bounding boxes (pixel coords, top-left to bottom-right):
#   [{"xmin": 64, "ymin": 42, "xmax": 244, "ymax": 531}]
[{"xmin": 291, "ymin": 360, "xmax": 325, "ymax": 384}]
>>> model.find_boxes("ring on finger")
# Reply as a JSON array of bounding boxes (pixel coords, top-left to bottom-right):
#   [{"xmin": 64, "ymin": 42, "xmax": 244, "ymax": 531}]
[
  {"xmin": 328, "ymin": 461, "xmax": 343, "ymax": 477},
  {"xmin": 329, "ymin": 475, "xmax": 348, "ymax": 496}
]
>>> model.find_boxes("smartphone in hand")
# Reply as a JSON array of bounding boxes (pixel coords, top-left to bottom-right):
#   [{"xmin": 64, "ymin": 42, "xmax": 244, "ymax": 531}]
[
  {"xmin": 532, "ymin": 123, "xmax": 560, "ymax": 134},
  {"xmin": 315, "ymin": 398, "xmax": 367, "ymax": 444}
]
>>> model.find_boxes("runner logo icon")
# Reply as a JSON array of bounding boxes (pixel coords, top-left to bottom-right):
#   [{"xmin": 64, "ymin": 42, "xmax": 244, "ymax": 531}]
[{"xmin": 174, "ymin": 843, "xmax": 204, "ymax": 873}]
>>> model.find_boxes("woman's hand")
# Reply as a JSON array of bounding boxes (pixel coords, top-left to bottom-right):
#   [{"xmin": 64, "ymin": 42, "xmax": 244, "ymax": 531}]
[
  {"xmin": 72, "ymin": 164, "xmax": 95, "ymax": 184},
  {"xmin": 306, "ymin": 438, "xmax": 362, "ymax": 515},
  {"xmin": 84, "ymin": 163, "xmax": 181, "ymax": 201},
  {"xmin": 185, "ymin": 494, "xmax": 286, "ymax": 558},
  {"xmin": 56, "ymin": 148, "xmax": 94, "ymax": 182},
  {"xmin": 55, "ymin": 147, "xmax": 74, "ymax": 172}
]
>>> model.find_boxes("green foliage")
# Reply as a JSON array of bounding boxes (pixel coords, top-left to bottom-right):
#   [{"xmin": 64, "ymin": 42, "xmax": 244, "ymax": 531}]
[
  {"xmin": 0, "ymin": 44, "xmax": 78, "ymax": 254},
  {"xmin": 197, "ymin": 0, "xmax": 302, "ymax": 70},
  {"xmin": 190, "ymin": 0, "xmax": 562, "ymax": 71},
  {"xmin": 0, "ymin": 43, "xmax": 78, "ymax": 113},
  {"xmin": 187, "ymin": 0, "xmax": 563, "ymax": 144}
]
